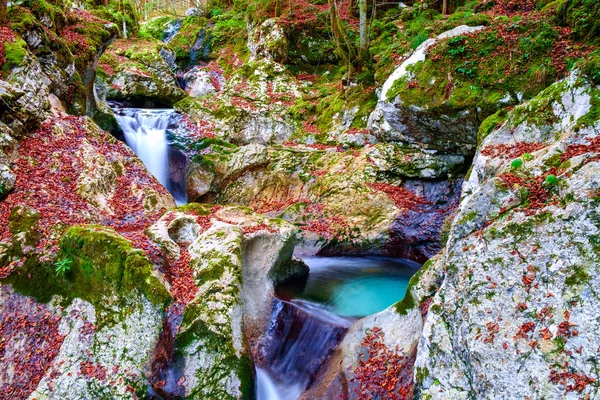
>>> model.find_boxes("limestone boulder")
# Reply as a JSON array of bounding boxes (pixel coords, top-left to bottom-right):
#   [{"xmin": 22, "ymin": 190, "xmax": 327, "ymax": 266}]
[
  {"xmin": 248, "ymin": 18, "xmax": 289, "ymax": 64},
  {"xmin": 368, "ymin": 25, "xmax": 485, "ymax": 155},
  {"xmin": 415, "ymin": 72, "xmax": 600, "ymax": 399},
  {"xmin": 146, "ymin": 205, "xmax": 306, "ymax": 398}
]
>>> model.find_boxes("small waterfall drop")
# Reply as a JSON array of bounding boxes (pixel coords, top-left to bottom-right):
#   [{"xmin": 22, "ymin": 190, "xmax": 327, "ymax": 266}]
[
  {"xmin": 256, "ymin": 368, "xmax": 289, "ymax": 400},
  {"xmin": 257, "ymin": 256, "xmax": 419, "ymax": 399},
  {"xmin": 257, "ymin": 299, "xmax": 351, "ymax": 400},
  {"xmin": 162, "ymin": 19, "xmax": 182, "ymax": 43},
  {"xmin": 113, "ymin": 108, "xmax": 187, "ymax": 205}
]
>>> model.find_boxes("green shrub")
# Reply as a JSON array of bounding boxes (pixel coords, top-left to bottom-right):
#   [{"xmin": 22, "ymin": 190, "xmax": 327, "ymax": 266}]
[
  {"xmin": 544, "ymin": 174, "xmax": 558, "ymax": 185},
  {"xmin": 511, "ymin": 158, "xmax": 524, "ymax": 169},
  {"xmin": 55, "ymin": 257, "xmax": 72, "ymax": 276}
]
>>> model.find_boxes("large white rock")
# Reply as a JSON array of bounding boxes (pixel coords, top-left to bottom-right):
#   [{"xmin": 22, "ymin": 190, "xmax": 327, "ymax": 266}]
[{"xmin": 415, "ymin": 72, "xmax": 600, "ymax": 399}]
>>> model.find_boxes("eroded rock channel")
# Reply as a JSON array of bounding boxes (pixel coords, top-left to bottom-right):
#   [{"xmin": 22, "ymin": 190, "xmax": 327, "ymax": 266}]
[{"xmin": 2, "ymin": 1, "xmax": 600, "ymax": 399}]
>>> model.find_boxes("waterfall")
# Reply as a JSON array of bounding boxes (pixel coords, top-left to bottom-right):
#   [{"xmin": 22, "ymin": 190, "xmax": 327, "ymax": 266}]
[
  {"xmin": 114, "ymin": 108, "xmax": 172, "ymax": 186},
  {"xmin": 257, "ymin": 256, "xmax": 418, "ymax": 399},
  {"xmin": 163, "ymin": 19, "xmax": 182, "ymax": 44},
  {"xmin": 256, "ymin": 368, "xmax": 287, "ymax": 400},
  {"xmin": 257, "ymin": 299, "xmax": 351, "ymax": 400},
  {"xmin": 113, "ymin": 108, "xmax": 187, "ymax": 205}
]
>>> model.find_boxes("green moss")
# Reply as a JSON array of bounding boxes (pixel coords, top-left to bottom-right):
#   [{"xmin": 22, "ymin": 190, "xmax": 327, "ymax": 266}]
[
  {"xmin": 174, "ymin": 289, "xmax": 254, "ymax": 399},
  {"xmin": 458, "ymin": 210, "xmax": 478, "ymax": 226},
  {"xmin": 177, "ymin": 202, "xmax": 216, "ymax": 215},
  {"xmin": 564, "ymin": 265, "xmax": 591, "ymax": 286},
  {"xmin": 556, "ymin": 0, "xmax": 600, "ymax": 44},
  {"xmin": 553, "ymin": 335, "xmax": 566, "ymax": 352},
  {"xmin": 394, "ymin": 257, "xmax": 435, "ymax": 315},
  {"xmin": 8, "ymin": 205, "xmax": 41, "ymax": 236},
  {"xmin": 192, "ymin": 137, "xmax": 238, "ymax": 152},
  {"xmin": 195, "ymin": 256, "xmax": 227, "ymax": 285},
  {"xmin": 394, "ymin": 289, "xmax": 416, "ymax": 315},
  {"xmin": 167, "ymin": 15, "xmax": 210, "ymax": 63},
  {"xmin": 3, "ymin": 225, "xmax": 171, "ymax": 320},
  {"xmin": 415, "ymin": 366, "xmax": 430, "ymax": 384},
  {"xmin": 92, "ymin": 109, "xmax": 122, "ymax": 135},
  {"xmin": 138, "ymin": 16, "xmax": 177, "ymax": 40},
  {"xmin": 575, "ymin": 83, "xmax": 600, "ymax": 128},
  {"xmin": 478, "ymin": 109, "xmax": 508, "ymax": 144},
  {"xmin": 502, "ymin": 219, "xmax": 536, "ymax": 242},
  {"xmin": 88, "ymin": 0, "xmax": 139, "ymax": 35},
  {"xmin": 383, "ymin": 17, "xmax": 573, "ymax": 126},
  {"xmin": 3, "ymin": 39, "xmax": 28, "ymax": 70}
]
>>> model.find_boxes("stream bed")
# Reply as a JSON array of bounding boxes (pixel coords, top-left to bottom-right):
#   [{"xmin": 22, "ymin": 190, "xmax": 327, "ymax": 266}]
[{"xmin": 111, "ymin": 108, "xmax": 418, "ymax": 399}]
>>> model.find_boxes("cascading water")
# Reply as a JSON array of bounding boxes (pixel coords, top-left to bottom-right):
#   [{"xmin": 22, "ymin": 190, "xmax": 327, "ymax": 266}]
[
  {"xmin": 257, "ymin": 256, "xmax": 420, "ymax": 400},
  {"xmin": 257, "ymin": 299, "xmax": 352, "ymax": 400},
  {"xmin": 113, "ymin": 108, "xmax": 187, "ymax": 205},
  {"xmin": 162, "ymin": 19, "xmax": 182, "ymax": 43}
]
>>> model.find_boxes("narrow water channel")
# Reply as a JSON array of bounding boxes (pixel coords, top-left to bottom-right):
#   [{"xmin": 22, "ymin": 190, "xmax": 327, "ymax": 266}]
[
  {"xmin": 111, "ymin": 110, "xmax": 419, "ymax": 399},
  {"xmin": 258, "ymin": 256, "xmax": 419, "ymax": 400}
]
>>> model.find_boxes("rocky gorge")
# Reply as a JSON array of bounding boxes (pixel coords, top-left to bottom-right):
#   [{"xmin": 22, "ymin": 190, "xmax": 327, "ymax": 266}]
[{"xmin": 1, "ymin": 0, "xmax": 600, "ymax": 399}]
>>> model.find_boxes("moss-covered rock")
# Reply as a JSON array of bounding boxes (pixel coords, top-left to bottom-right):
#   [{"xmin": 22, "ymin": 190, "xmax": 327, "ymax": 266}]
[
  {"xmin": 184, "ymin": 140, "xmax": 466, "ymax": 256},
  {"xmin": 0, "ymin": 223, "xmax": 171, "ymax": 399},
  {"xmin": 248, "ymin": 18, "xmax": 289, "ymax": 63},
  {"xmin": 100, "ymin": 38, "xmax": 185, "ymax": 106},
  {"xmin": 166, "ymin": 15, "xmax": 211, "ymax": 66},
  {"xmin": 368, "ymin": 25, "xmax": 486, "ymax": 155},
  {"xmin": 146, "ymin": 205, "xmax": 305, "ymax": 398}
]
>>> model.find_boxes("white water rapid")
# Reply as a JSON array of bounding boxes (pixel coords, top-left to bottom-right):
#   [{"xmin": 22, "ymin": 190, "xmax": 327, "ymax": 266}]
[{"xmin": 113, "ymin": 108, "xmax": 187, "ymax": 205}]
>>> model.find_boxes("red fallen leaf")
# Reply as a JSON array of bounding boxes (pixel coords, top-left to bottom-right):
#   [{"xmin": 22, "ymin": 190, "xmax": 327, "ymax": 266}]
[
  {"xmin": 368, "ymin": 183, "xmax": 428, "ymax": 211},
  {"xmin": 352, "ymin": 327, "xmax": 415, "ymax": 399},
  {"xmin": 480, "ymin": 142, "xmax": 545, "ymax": 159},
  {"xmin": 539, "ymin": 327, "xmax": 553, "ymax": 340}
]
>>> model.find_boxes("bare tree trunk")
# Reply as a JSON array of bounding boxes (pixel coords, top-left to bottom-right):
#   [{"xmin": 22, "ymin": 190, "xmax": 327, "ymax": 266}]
[
  {"xmin": 442, "ymin": 0, "xmax": 448, "ymax": 16},
  {"xmin": 0, "ymin": 0, "xmax": 7, "ymax": 24},
  {"xmin": 121, "ymin": 0, "xmax": 128, "ymax": 38},
  {"xmin": 329, "ymin": 0, "xmax": 356, "ymax": 78},
  {"xmin": 358, "ymin": 0, "xmax": 368, "ymax": 60}
]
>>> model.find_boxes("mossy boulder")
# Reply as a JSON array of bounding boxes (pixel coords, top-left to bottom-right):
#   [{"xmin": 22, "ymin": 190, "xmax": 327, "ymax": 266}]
[
  {"xmin": 175, "ymin": 59, "xmax": 298, "ymax": 145},
  {"xmin": 1, "ymin": 224, "xmax": 171, "ymax": 399},
  {"xmin": 146, "ymin": 206, "xmax": 305, "ymax": 398},
  {"xmin": 184, "ymin": 141, "xmax": 466, "ymax": 256},
  {"xmin": 369, "ymin": 25, "xmax": 485, "ymax": 155},
  {"xmin": 101, "ymin": 38, "xmax": 185, "ymax": 106},
  {"xmin": 166, "ymin": 15, "xmax": 211, "ymax": 66},
  {"xmin": 248, "ymin": 18, "xmax": 289, "ymax": 64}
]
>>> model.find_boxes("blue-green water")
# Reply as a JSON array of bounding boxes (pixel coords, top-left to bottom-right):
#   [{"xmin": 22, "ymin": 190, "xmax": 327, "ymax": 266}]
[{"xmin": 280, "ymin": 256, "xmax": 420, "ymax": 318}]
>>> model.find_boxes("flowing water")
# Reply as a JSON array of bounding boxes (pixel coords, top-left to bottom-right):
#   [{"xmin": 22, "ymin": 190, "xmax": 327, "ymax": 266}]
[
  {"xmin": 258, "ymin": 256, "xmax": 419, "ymax": 400},
  {"xmin": 113, "ymin": 107, "xmax": 187, "ymax": 205},
  {"xmin": 110, "ymin": 107, "xmax": 419, "ymax": 398},
  {"xmin": 162, "ymin": 19, "xmax": 182, "ymax": 44}
]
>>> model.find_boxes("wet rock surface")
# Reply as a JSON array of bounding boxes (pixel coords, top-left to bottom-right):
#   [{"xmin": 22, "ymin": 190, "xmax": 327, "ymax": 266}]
[{"xmin": 387, "ymin": 179, "xmax": 462, "ymax": 263}]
